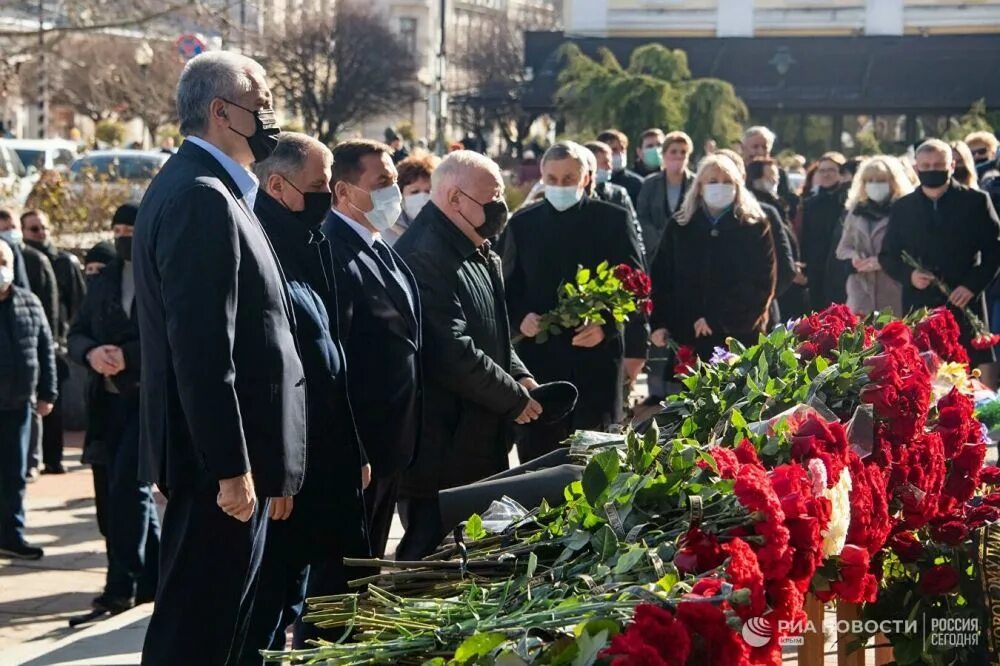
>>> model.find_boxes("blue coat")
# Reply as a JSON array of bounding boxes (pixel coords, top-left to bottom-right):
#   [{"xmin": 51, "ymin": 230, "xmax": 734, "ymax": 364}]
[{"xmin": 0, "ymin": 286, "xmax": 57, "ymax": 410}]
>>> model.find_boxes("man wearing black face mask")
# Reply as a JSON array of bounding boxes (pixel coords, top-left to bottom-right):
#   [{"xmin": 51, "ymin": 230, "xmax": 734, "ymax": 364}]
[
  {"xmin": 881, "ymin": 138, "xmax": 1000, "ymax": 366},
  {"xmin": 68, "ymin": 202, "xmax": 160, "ymax": 616},
  {"xmin": 239, "ymin": 133, "xmax": 371, "ymax": 659},
  {"xmin": 393, "ymin": 151, "xmax": 542, "ymax": 560},
  {"xmin": 133, "ymin": 52, "xmax": 306, "ymax": 666}
]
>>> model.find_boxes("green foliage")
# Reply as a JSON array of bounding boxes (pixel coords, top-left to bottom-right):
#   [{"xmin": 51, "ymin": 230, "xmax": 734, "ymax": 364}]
[
  {"xmin": 975, "ymin": 398, "xmax": 1000, "ymax": 432},
  {"xmin": 95, "ymin": 119, "xmax": 125, "ymax": 147},
  {"xmin": 555, "ymin": 43, "xmax": 748, "ymax": 150},
  {"xmin": 944, "ymin": 98, "xmax": 994, "ymax": 141},
  {"xmin": 156, "ymin": 123, "xmax": 183, "ymax": 146},
  {"xmin": 25, "ymin": 172, "xmax": 134, "ymax": 240},
  {"xmin": 853, "ymin": 127, "xmax": 882, "ymax": 156}
]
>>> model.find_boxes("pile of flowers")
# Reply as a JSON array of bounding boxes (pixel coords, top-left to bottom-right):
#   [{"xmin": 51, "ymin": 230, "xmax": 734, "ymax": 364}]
[
  {"xmin": 272, "ymin": 306, "xmax": 995, "ymax": 666},
  {"xmin": 514, "ymin": 262, "xmax": 651, "ymax": 344}
]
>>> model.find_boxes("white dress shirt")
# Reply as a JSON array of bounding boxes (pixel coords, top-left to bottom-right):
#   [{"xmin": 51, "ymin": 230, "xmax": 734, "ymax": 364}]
[
  {"xmin": 185, "ymin": 136, "xmax": 259, "ymax": 210},
  {"xmin": 331, "ymin": 209, "xmax": 415, "ymax": 311}
]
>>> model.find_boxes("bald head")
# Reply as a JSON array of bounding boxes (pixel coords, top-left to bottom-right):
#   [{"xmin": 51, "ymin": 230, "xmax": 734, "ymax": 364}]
[{"xmin": 431, "ymin": 151, "xmax": 507, "ymax": 243}]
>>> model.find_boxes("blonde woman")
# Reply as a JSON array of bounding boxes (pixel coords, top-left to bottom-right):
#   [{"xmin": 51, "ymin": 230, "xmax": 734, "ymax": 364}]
[
  {"xmin": 950, "ymin": 141, "xmax": 979, "ymax": 189},
  {"xmin": 649, "ymin": 154, "xmax": 777, "ymax": 359},
  {"xmin": 835, "ymin": 156, "xmax": 913, "ymax": 315}
]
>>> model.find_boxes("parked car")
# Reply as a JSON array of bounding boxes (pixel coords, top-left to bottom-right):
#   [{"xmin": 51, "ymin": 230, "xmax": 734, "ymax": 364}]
[
  {"xmin": 1, "ymin": 138, "xmax": 80, "ymax": 174},
  {"xmin": 68, "ymin": 149, "xmax": 171, "ymax": 200},
  {"xmin": 0, "ymin": 143, "xmax": 32, "ymax": 203}
]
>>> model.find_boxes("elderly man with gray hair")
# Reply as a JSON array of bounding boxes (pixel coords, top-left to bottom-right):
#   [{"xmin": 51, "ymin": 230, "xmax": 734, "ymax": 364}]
[
  {"xmin": 880, "ymin": 137, "xmax": 1000, "ymax": 366},
  {"xmin": 237, "ymin": 132, "xmax": 371, "ymax": 660},
  {"xmin": 393, "ymin": 150, "xmax": 542, "ymax": 560},
  {"xmin": 133, "ymin": 51, "xmax": 307, "ymax": 665},
  {"xmin": 501, "ymin": 141, "xmax": 644, "ymax": 462}
]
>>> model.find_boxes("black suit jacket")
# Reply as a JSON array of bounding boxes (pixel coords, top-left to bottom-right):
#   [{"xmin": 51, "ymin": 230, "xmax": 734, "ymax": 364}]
[
  {"xmin": 133, "ymin": 140, "xmax": 307, "ymax": 497},
  {"xmin": 323, "ymin": 211, "xmax": 422, "ymax": 481}
]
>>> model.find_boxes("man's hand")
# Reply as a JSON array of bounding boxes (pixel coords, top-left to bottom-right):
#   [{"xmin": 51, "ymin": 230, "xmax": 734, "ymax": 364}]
[
  {"xmin": 624, "ymin": 358, "xmax": 645, "ymax": 384},
  {"xmin": 218, "ymin": 472, "xmax": 256, "ymax": 523},
  {"xmin": 361, "ymin": 464, "xmax": 372, "ymax": 491},
  {"xmin": 650, "ymin": 328, "xmax": 670, "ymax": 348},
  {"xmin": 520, "ymin": 313, "xmax": 542, "ymax": 338},
  {"xmin": 911, "ymin": 270, "xmax": 934, "ymax": 290},
  {"xmin": 36, "ymin": 401, "xmax": 53, "ymax": 417},
  {"xmin": 793, "ymin": 262, "xmax": 808, "ymax": 286},
  {"xmin": 87, "ymin": 345, "xmax": 125, "ymax": 376},
  {"xmin": 268, "ymin": 496, "xmax": 294, "ymax": 521},
  {"xmin": 519, "ymin": 376, "xmax": 540, "ymax": 391},
  {"xmin": 572, "ymin": 323, "xmax": 605, "ymax": 348},
  {"xmin": 851, "ymin": 256, "xmax": 868, "ymax": 272},
  {"xmin": 694, "ymin": 318, "xmax": 713, "ymax": 338},
  {"xmin": 949, "ymin": 286, "xmax": 975, "ymax": 309},
  {"xmin": 515, "ymin": 398, "xmax": 543, "ymax": 424}
]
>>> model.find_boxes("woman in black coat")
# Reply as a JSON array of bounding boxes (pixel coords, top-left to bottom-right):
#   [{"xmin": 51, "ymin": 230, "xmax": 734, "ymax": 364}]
[
  {"xmin": 67, "ymin": 211, "xmax": 160, "ymax": 614},
  {"xmin": 649, "ymin": 154, "xmax": 777, "ymax": 360}
]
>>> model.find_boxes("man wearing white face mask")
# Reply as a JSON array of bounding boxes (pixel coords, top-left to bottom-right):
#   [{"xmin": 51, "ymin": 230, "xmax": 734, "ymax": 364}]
[
  {"xmin": 500, "ymin": 141, "xmax": 644, "ymax": 462},
  {"xmin": 324, "ymin": 140, "xmax": 422, "ymax": 562}
]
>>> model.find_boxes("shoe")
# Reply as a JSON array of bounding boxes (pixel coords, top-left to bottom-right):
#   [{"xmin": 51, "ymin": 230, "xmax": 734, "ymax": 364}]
[
  {"xmin": 91, "ymin": 593, "xmax": 135, "ymax": 615},
  {"xmin": 41, "ymin": 465, "xmax": 67, "ymax": 475},
  {"xmin": 0, "ymin": 541, "xmax": 44, "ymax": 560},
  {"xmin": 26, "ymin": 468, "xmax": 40, "ymax": 483}
]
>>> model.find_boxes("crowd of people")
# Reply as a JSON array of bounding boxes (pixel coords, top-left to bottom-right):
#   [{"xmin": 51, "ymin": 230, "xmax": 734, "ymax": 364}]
[{"xmin": 0, "ymin": 48, "xmax": 999, "ymax": 665}]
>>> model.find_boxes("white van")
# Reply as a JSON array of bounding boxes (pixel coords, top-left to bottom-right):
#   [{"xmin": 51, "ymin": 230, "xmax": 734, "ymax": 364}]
[{"xmin": 0, "ymin": 138, "xmax": 81, "ymax": 174}]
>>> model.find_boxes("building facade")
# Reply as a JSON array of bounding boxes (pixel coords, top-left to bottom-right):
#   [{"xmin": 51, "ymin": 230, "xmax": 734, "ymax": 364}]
[{"xmin": 562, "ymin": 0, "xmax": 1000, "ymax": 38}]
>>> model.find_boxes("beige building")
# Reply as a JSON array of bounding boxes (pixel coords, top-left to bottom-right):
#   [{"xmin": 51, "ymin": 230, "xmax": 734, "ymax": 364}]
[{"xmin": 563, "ymin": 0, "xmax": 1000, "ymax": 37}]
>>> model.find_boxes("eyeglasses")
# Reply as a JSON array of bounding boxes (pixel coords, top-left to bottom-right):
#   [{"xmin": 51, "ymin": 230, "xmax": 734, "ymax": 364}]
[{"xmin": 972, "ymin": 148, "xmax": 990, "ymax": 158}]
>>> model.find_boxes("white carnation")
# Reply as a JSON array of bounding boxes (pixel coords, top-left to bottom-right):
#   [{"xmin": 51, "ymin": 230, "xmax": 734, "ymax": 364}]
[{"xmin": 819, "ymin": 464, "xmax": 852, "ymax": 558}]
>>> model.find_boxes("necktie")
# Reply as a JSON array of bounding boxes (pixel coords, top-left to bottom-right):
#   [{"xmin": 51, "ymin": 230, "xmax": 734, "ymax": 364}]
[{"xmin": 372, "ymin": 240, "xmax": 397, "ymax": 271}]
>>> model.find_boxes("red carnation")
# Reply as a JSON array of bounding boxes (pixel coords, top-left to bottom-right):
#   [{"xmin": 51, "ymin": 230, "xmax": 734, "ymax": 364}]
[
  {"xmin": 706, "ymin": 446, "xmax": 739, "ymax": 479},
  {"xmin": 830, "ymin": 545, "xmax": 879, "ymax": 603},
  {"xmin": 888, "ymin": 531, "xmax": 924, "ymax": 563},
  {"xmin": 734, "ymin": 464, "xmax": 792, "ymax": 580},
  {"xmin": 724, "ymin": 538, "xmax": 766, "ymax": 620},
  {"xmin": 912, "ymin": 307, "xmax": 970, "ymax": 365},
  {"xmin": 929, "ymin": 521, "xmax": 969, "ymax": 546},
  {"xmin": 919, "ymin": 564, "xmax": 960, "ymax": 596},
  {"xmin": 601, "ymin": 604, "xmax": 692, "ymax": 666},
  {"xmin": 968, "ymin": 504, "xmax": 1000, "ymax": 527},
  {"xmin": 674, "ymin": 345, "xmax": 697, "ymax": 376},
  {"xmin": 982, "ymin": 466, "xmax": 1000, "ymax": 486},
  {"xmin": 675, "ymin": 526, "xmax": 726, "ymax": 575}
]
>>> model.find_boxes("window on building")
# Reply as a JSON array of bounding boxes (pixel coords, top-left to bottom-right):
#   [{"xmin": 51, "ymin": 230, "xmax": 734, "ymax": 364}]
[
  {"xmin": 400, "ymin": 17, "xmax": 417, "ymax": 53},
  {"xmin": 803, "ymin": 115, "xmax": 834, "ymax": 158},
  {"xmin": 875, "ymin": 114, "xmax": 908, "ymax": 153}
]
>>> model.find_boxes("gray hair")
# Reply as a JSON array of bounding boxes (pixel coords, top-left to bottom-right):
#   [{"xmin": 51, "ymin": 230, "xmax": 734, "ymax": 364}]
[
  {"xmin": 431, "ymin": 150, "xmax": 503, "ymax": 192},
  {"xmin": 177, "ymin": 51, "xmax": 267, "ymax": 135},
  {"xmin": 253, "ymin": 132, "xmax": 332, "ymax": 183},
  {"xmin": 541, "ymin": 141, "xmax": 588, "ymax": 170},
  {"xmin": 916, "ymin": 138, "xmax": 953, "ymax": 162},
  {"xmin": 743, "ymin": 125, "xmax": 776, "ymax": 148},
  {"xmin": 581, "ymin": 146, "xmax": 597, "ymax": 173}
]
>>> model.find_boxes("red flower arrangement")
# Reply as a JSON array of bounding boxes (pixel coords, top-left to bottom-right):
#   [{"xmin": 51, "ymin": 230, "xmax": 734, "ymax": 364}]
[
  {"xmin": 912, "ymin": 307, "xmax": 970, "ymax": 365},
  {"xmin": 792, "ymin": 304, "xmax": 859, "ymax": 359},
  {"xmin": 734, "ymin": 463, "xmax": 792, "ymax": 580},
  {"xmin": 919, "ymin": 564, "xmax": 960, "ymax": 596},
  {"xmin": 600, "ymin": 604, "xmax": 691, "ymax": 666}
]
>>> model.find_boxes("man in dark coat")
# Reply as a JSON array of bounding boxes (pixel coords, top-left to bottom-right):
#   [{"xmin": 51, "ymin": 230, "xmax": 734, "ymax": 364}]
[
  {"xmin": 240, "ymin": 133, "xmax": 371, "ymax": 661},
  {"xmin": 598, "ymin": 129, "xmax": 643, "ymax": 207},
  {"xmin": 801, "ymin": 153, "xmax": 850, "ymax": 312},
  {"xmin": 323, "ymin": 139, "xmax": 422, "ymax": 561},
  {"xmin": 880, "ymin": 138, "xmax": 1000, "ymax": 366},
  {"xmin": 68, "ymin": 203, "xmax": 159, "ymax": 614},
  {"xmin": 22, "ymin": 209, "xmax": 87, "ymax": 474},
  {"xmin": 742, "ymin": 126, "xmax": 801, "ymax": 221},
  {"xmin": 0, "ymin": 239, "xmax": 56, "ymax": 560},
  {"xmin": 501, "ymin": 141, "xmax": 644, "ymax": 462},
  {"xmin": 394, "ymin": 151, "xmax": 542, "ymax": 560},
  {"xmin": 133, "ymin": 52, "xmax": 306, "ymax": 666}
]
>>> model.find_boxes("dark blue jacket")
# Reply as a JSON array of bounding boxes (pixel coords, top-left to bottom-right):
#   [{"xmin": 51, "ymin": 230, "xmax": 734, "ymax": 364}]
[
  {"xmin": 0, "ymin": 286, "xmax": 58, "ymax": 410},
  {"xmin": 133, "ymin": 140, "xmax": 307, "ymax": 496},
  {"xmin": 256, "ymin": 191, "xmax": 368, "ymax": 557}
]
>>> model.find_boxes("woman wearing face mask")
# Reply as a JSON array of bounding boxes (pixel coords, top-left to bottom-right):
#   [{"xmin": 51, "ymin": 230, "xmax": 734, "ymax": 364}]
[
  {"xmin": 636, "ymin": 131, "xmax": 694, "ymax": 268},
  {"xmin": 801, "ymin": 152, "xmax": 851, "ymax": 311},
  {"xmin": 834, "ymin": 156, "xmax": 913, "ymax": 315},
  {"xmin": 386, "ymin": 153, "xmax": 441, "ymax": 246},
  {"xmin": 949, "ymin": 141, "xmax": 980, "ymax": 190},
  {"xmin": 648, "ymin": 155, "xmax": 777, "ymax": 360}
]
